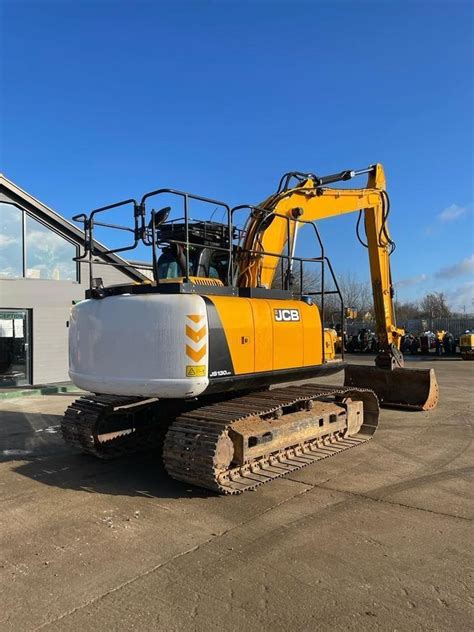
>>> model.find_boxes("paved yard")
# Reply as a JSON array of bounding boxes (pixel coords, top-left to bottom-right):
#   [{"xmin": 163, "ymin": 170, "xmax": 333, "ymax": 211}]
[{"xmin": 0, "ymin": 356, "xmax": 472, "ymax": 631}]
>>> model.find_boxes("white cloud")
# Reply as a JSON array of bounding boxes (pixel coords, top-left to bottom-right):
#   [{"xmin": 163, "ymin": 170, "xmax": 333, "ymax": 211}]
[
  {"xmin": 438, "ymin": 204, "xmax": 467, "ymax": 222},
  {"xmin": 435, "ymin": 254, "xmax": 474, "ymax": 279},
  {"xmin": 444, "ymin": 281, "xmax": 474, "ymax": 313},
  {"xmin": 0, "ymin": 234, "xmax": 19, "ymax": 247},
  {"xmin": 395, "ymin": 273, "xmax": 428, "ymax": 289}
]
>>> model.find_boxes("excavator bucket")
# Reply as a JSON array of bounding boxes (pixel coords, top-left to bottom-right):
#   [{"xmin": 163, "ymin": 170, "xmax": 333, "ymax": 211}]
[{"xmin": 344, "ymin": 365, "xmax": 439, "ymax": 411}]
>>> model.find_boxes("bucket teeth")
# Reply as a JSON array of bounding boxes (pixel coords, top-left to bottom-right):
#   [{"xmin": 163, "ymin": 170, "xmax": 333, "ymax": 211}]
[{"xmin": 344, "ymin": 365, "xmax": 439, "ymax": 411}]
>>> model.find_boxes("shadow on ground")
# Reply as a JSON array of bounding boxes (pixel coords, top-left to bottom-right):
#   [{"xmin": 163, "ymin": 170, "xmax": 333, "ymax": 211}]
[
  {"xmin": 2, "ymin": 410, "xmax": 210, "ymax": 500},
  {"xmin": 12, "ymin": 451, "xmax": 211, "ymax": 500}
]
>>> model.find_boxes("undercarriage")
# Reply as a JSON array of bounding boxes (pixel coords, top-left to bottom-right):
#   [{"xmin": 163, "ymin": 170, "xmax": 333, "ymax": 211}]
[{"xmin": 62, "ymin": 384, "xmax": 379, "ymax": 494}]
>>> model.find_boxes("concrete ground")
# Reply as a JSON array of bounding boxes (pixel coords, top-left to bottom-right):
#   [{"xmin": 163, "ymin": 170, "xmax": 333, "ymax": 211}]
[{"xmin": 0, "ymin": 356, "xmax": 472, "ymax": 631}]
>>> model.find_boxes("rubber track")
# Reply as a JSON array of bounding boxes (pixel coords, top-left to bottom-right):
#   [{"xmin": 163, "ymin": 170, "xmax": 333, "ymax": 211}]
[
  {"xmin": 163, "ymin": 383, "xmax": 379, "ymax": 494},
  {"xmin": 61, "ymin": 394, "xmax": 164, "ymax": 459}
]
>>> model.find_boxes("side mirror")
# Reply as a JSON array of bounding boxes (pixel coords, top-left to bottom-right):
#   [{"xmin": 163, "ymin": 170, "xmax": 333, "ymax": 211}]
[{"xmin": 148, "ymin": 206, "xmax": 171, "ymax": 229}]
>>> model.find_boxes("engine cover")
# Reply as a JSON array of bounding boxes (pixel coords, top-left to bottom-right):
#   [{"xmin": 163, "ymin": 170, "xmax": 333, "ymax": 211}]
[{"xmin": 69, "ymin": 294, "xmax": 209, "ymax": 397}]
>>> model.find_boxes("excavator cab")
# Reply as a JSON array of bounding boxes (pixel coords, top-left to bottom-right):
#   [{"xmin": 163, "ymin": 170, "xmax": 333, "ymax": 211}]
[
  {"xmin": 156, "ymin": 245, "xmax": 229, "ymax": 282},
  {"xmin": 153, "ymin": 220, "xmax": 231, "ymax": 283}
]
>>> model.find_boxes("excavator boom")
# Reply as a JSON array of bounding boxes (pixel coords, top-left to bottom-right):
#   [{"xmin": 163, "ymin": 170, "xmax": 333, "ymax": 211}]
[{"xmin": 236, "ymin": 164, "xmax": 438, "ymax": 411}]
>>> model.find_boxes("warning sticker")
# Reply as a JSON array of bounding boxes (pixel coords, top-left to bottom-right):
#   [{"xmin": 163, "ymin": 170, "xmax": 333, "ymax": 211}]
[{"xmin": 186, "ymin": 365, "xmax": 206, "ymax": 377}]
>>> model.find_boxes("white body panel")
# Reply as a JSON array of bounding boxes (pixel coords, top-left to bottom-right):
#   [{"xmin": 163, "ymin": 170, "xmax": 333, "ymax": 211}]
[{"xmin": 69, "ymin": 294, "xmax": 209, "ymax": 397}]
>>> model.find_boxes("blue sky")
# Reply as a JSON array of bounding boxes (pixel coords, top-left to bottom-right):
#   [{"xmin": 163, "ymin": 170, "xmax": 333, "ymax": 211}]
[{"xmin": 1, "ymin": 1, "xmax": 473, "ymax": 311}]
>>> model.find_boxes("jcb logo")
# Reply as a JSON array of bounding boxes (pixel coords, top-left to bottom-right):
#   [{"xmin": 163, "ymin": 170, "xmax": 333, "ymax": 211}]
[{"xmin": 274, "ymin": 308, "xmax": 300, "ymax": 322}]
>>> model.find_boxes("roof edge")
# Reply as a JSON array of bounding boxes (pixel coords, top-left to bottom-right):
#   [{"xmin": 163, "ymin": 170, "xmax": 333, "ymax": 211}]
[{"xmin": 0, "ymin": 173, "xmax": 147, "ymax": 282}]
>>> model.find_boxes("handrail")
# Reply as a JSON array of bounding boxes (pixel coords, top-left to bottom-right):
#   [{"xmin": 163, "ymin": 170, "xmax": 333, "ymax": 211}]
[{"xmin": 72, "ymin": 186, "xmax": 345, "ymax": 359}]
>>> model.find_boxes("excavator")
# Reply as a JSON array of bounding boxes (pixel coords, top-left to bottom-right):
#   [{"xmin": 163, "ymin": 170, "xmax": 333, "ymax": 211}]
[{"xmin": 63, "ymin": 164, "xmax": 439, "ymax": 494}]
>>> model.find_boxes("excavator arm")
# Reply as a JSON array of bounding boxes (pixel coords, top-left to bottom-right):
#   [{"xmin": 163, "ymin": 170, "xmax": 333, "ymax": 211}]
[{"xmin": 237, "ymin": 164, "xmax": 438, "ymax": 410}]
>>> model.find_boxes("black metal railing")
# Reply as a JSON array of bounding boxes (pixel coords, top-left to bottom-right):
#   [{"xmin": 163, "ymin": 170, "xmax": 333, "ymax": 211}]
[{"xmin": 73, "ymin": 186, "xmax": 345, "ymax": 360}]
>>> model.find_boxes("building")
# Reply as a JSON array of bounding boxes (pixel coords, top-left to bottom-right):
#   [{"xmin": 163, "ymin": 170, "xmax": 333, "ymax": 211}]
[{"xmin": 0, "ymin": 174, "xmax": 146, "ymax": 387}]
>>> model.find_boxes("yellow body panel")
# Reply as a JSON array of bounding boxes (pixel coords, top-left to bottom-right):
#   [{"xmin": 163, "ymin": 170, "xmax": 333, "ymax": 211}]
[
  {"xmin": 250, "ymin": 299, "xmax": 274, "ymax": 372},
  {"xmin": 209, "ymin": 296, "xmax": 324, "ymax": 375},
  {"xmin": 269, "ymin": 299, "xmax": 305, "ymax": 370},
  {"xmin": 301, "ymin": 303, "xmax": 323, "ymax": 366},
  {"xmin": 159, "ymin": 276, "xmax": 224, "ymax": 286},
  {"xmin": 324, "ymin": 329, "xmax": 337, "ymax": 360},
  {"xmin": 207, "ymin": 296, "xmax": 255, "ymax": 374}
]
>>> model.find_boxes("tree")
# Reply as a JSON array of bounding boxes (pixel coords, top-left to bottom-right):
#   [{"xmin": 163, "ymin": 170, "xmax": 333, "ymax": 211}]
[
  {"xmin": 272, "ymin": 264, "xmax": 321, "ymax": 294},
  {"xmin": 419, "ymin": 292, "xmax": 452, "ymax": 318},
  {"xmin": 336, "ymin": 272, "xmax": 373, "ymax": 317},
  {"xmin": 272, "ymin": 267, "xmax": 374, "ymax": 320},
  {"xmin": 394, "ymin": 300, "xmax": 421, "ymax": 322}
]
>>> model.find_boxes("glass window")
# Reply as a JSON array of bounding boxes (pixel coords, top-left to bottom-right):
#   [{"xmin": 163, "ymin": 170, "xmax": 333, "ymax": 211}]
[
  {"xmin": 25, "ymin": 215, "xmax": 77, "ymax": 280},
  {"xmin": 157, "ymin": 252, "xmax": 180, "ymax": 279},
  {"xmin": 0, "ymin": 203, "xmax": 23, "ymax": 278},
  {"xmin": 208, "ymin": 253, "xmax": 228, "ymax": 282}
]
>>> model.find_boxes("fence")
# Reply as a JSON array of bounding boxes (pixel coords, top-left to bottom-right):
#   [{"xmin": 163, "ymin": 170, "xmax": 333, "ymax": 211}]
[{"xmin": 346, "ymin": 318, "xmax": 474, "ymax": 337}]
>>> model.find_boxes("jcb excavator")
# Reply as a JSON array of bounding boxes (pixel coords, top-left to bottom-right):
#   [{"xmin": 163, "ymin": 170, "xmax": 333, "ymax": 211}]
[{"xmin": 63, "ymin": 164, "xmax": 438, "ymax": 494}]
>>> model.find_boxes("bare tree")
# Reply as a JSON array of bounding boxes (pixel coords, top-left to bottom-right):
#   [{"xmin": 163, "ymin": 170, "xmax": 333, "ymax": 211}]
[
  {"xmin": 394, "ymin": 300, "xmax": 421, "ymax": 322},
  {"xmin": 336, "ymin": 272, "xmax": 372, "ymax": 317},
  {"xmin": 271, "ymin": 264, "xmax": 321, "ymax": 294},
  {"xmin": 419, "ymin": 292, "xmax": 452, "ymax": 318},
  {"xmin": 272, "ymin": 266, "xmax": 374, "ymax": 323},
  {"xmin": 273, "ymin": 266, "xmax": 455, "ymax": 325}
]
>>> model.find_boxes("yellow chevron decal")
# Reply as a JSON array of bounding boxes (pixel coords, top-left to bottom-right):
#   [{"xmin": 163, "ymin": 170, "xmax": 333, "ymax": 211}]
[
  {"xmin": 187, "ymin": 314, "xmax": 204, "ymax": 324},
  {"xmin": 186, "ymin": 344, "xmax": 206, "ymax": 362},
  {"xmin": 186, "ymin": 324, "xmax": 206, "ymax": 343}
]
